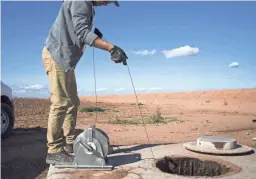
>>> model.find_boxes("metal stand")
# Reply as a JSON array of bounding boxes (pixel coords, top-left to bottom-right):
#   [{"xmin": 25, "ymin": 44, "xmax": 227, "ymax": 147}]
[{"xmin": 54, "ymin": 126, "xmax": 114, "ymax": 170}]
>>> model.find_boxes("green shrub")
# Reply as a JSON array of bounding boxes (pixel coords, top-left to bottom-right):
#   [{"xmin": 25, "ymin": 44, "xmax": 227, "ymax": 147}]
[{"xmin": 79, "ymin": 107, "xmax": 105, "ymax": 113}]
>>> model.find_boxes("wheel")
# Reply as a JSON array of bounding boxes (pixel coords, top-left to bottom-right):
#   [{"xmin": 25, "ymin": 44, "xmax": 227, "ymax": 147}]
[
  {"xmin": 74, "ymin": 128, "xmax": 110, "ymax": 157},
  {"xmin": 1, "ymin": 103, "xmax": 14, "ymax": 139}
]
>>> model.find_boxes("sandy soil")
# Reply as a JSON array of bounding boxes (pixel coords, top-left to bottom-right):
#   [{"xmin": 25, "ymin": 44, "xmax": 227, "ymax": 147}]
[{"xmin": 1, "ymin": 88, "xmax": 256, "ymax": 179}]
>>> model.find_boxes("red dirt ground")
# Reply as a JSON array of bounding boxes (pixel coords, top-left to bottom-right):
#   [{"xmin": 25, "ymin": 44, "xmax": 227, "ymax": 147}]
[{"xmin": 1, "ymin": 88, "xmax": 256, "ymax": 179}]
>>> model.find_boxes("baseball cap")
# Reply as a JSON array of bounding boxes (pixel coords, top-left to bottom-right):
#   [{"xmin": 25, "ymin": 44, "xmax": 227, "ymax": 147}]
[{"xmin": 110, "ymin": 0, "xmax": 119, "ymax": 7}]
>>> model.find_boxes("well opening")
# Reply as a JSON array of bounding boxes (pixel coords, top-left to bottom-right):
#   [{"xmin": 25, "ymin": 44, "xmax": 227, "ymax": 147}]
[{"xmin": 156, "ymin": 156, "xmax": 231, "ymax": 176}]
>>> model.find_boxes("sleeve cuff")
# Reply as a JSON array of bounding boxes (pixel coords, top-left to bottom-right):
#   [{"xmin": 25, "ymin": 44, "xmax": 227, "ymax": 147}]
[{"xmin": 84, "ymin": 31, "xmax": 98, "ymax": 46}]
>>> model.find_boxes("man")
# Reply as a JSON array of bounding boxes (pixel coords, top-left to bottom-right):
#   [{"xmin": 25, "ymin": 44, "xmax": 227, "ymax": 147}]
[{"xmin": 42, "ymin": 0, "xmax": 127, "ymax": 165}]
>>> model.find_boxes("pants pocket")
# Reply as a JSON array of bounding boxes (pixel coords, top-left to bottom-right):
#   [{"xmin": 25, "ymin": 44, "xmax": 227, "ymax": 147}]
[{"xmin": 42, "ymin": 47, "xmax": 53, "ymax": 74}]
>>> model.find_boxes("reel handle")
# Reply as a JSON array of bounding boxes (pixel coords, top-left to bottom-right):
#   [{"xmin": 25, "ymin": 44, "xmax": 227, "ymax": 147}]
[{"xmin": 79, "ymin": 140, "xmax": 94, "ymax": 153}]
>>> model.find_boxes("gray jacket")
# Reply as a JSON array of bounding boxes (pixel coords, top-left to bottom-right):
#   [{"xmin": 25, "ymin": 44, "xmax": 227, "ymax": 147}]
[{"xmin": 44, "ymin": 0, "xmax": 98, "ymax": 72}]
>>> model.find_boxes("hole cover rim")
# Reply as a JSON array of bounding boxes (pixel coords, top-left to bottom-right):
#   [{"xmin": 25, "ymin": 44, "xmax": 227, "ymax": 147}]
[
  {"xmin": 183, "ymin": 141, "xmax": 254, "ymax": 155},
  {"xmin": 198, "ymin": 136, "xmax": 237, "ymax": 143}
]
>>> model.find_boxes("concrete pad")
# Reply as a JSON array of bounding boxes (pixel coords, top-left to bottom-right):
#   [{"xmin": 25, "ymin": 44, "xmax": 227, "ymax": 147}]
[{"xmin": 47, "ymin": 143, "xmax": 256, "ymax": 179}]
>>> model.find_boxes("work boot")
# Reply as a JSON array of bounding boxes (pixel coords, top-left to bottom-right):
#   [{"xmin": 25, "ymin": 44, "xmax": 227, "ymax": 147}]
[
  {"xmin": 46, "ymin": 150, "xmax": 74, "ymax": 165},
  {"xmin": 64, "ymin": 143, "xmax": 74, "ymax": 154}
]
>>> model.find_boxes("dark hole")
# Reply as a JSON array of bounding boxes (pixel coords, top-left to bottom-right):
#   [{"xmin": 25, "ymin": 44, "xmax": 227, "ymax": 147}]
[{"xmin": 156, "ymin": 157, "xmax": 230, "ymax": 176}]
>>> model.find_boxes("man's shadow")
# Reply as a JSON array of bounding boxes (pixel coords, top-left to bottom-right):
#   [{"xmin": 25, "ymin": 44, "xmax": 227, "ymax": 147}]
[
  {"xmin": 107, "ymin": 143, "xmax": 175, "ymax": 167},
  {"xmin": 1, "ymin": 127, "xmax": 84, "ymax": 179},
  {"xmin": 111, "ymin": 143, "xmax": 175, "ymax": 154}
]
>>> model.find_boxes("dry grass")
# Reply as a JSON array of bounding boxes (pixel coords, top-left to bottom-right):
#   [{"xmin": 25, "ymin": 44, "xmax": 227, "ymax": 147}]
[{"xmin": 107, "ymin": 107, "xmax": 182, "ymax": 125}]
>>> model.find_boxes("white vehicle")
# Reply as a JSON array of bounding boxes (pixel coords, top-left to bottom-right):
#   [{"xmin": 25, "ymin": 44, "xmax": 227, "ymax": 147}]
[{"xmin": 1, "ymin": 81, "xmax": 15, "ymax": 139}]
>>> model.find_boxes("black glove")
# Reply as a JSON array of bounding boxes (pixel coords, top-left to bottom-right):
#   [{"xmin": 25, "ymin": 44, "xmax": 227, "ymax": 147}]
[
  {"xmin": 109, "ymin": 45, "xmax": 128, "ymax": 65},
  {"xmin": 94, "ymin": 28, "xmax": 103, "ymax": 39}
]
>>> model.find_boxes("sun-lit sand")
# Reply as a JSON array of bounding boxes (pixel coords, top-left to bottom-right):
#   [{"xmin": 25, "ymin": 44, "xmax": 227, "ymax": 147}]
[{"xmin": 2, "ymin": 88, "xmax": 256, "ymax": 179}]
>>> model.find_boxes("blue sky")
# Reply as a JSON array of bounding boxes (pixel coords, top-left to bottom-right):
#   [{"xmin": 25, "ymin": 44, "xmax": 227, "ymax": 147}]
[{"xmin": 1, "ymin": 1, "xmax": 256, "ymax": 98}]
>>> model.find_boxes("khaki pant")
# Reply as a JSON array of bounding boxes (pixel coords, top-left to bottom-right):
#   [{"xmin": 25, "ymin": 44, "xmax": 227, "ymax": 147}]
[{"xmin": 42, "ymin": 47, "xmax": 80, "ymax": 154}]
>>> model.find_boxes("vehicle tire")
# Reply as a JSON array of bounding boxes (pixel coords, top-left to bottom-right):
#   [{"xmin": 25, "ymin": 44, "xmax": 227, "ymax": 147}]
[{"xmin": 1, "ymin": 103, "xmax": 14, "ymax": 139}]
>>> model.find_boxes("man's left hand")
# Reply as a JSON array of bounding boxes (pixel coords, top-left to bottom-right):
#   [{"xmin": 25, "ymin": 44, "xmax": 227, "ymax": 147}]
[{"xmin": 94, "ymin": 28, "xmax": 103, "ymax": 39}]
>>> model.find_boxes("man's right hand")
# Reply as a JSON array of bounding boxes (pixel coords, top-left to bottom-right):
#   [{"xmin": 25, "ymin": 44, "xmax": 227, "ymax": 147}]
[{"xmin": 109, "ymin": 45, "xmax": 128, "ymax": 65}]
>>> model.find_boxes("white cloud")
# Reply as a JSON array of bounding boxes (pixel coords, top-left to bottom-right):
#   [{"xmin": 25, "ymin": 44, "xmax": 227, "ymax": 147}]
[
  {"xmin": 148, "ymin": 87, "xmax": 162, "ymax": 91},
  {"xmin": 228, "ymin": 62, "xmax": 239, "ymax": 68},
  {"xmin": 162, "ymin": 45, "xmax": 199, "ymax": 59},
  {"xmin": 228, "ymin": 74, "xmax": 236, "ymax": 79},
  {"xmin": 97, "ymin": 88, "xmax": 108, "ymax": 92},
  {"xmin": 14, "ymin": 90, "xmax": 26, "ymax": 93},
  {"xmin": 132, "ymin": 49, "xmax": 156, "ymax": 56},
  {"xmin": 135, "ymin": 88, "xmax": 147, "ymax": 91},
  {"xmin": 12, "ymin": 84, "xmax": 50, "ymax": 98},
  {"xmin": 22, "ymin": 84, "xmax": 44, "ymax": 90},
  {"xmin": 113, "ymin": 88, "xmax": 126, "ymax": 91}
]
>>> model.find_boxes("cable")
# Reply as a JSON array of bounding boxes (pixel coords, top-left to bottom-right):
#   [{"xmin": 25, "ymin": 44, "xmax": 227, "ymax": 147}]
[
  {"xmin": 125, "ymin": 63, "xmax": 155, "ymax": 160},
  {"xmin": 92, "ymin": 45, "xmax": 154, "ymax": 159},
  {"xmin": 92, "ymin": 47, "xmax": 98, "ymax": 125}
]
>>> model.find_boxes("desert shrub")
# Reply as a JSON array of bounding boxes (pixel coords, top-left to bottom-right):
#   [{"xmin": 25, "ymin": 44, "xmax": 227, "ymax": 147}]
[
  {"xmin": 79, "ymin": 107, "xmax": 105, "ymax": 113},
  {"xmin": 107, "ymin": 107, "xmax": 182, "ymax": 125},
  {"xmin": 149, "ymin": 107, "xmax": 166, "ymax": 123},
  {"xmin": 108, "ymin": 117, "xmax": 140, "ymax": 124},
  {"xmin": 131, "ymin": 102, "xmax": 143, "ymax": 106}
]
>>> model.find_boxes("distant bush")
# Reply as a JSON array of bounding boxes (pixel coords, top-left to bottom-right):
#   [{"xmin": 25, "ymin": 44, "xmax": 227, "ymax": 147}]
[
  {"xmin": 149, "ymin": 107, "xmax": 166, "ymax": 123},
  {"xmin": 131, "ymin": 102, "xmax": 144, "ymax": 106},
  {"xmin": 79, "ymin": 107, "xmax": 105, "ymax": 113},
  {"xmin": 107, "ymin": 117, "xmax": 140, "ymax": 124}
]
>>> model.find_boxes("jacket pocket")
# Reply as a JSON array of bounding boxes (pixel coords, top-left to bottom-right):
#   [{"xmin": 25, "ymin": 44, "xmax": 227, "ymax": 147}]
[
  {"xmin": 59, "ymin": 44, "xmax": 83, "ymax": 66},
  {"xmin": 60, "ymin": 45, "xmax": 75, "ymax": 58},
  {"xmin": 59, "ymin": 44, "xmax": 80, "ymax": 58}
]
